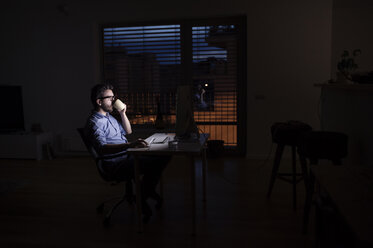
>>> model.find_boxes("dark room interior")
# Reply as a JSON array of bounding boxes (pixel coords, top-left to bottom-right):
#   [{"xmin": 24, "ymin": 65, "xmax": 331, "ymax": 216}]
[{"xmin": 1, "ymin": 0, "xmax": 373, "ymax": 247}]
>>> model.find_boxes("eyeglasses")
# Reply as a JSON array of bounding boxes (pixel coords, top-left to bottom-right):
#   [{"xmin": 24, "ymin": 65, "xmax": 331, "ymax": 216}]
[{"xmin": 99, "ymin": 95, "xmax": 115, "ymax": 101}]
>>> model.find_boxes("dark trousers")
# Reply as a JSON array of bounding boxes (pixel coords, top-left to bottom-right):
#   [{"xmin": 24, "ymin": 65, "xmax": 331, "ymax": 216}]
[{"xmin": 111, "ymin": 155, "xmax": 170, "ymax": 199}]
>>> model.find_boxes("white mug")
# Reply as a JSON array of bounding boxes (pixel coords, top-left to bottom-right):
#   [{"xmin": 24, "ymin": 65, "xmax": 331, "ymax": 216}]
[{"xmin": 113, "ymin": 99, "xmax": 126, "ymax": 111}]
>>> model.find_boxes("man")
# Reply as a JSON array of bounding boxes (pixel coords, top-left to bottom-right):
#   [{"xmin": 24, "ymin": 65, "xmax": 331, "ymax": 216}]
[{"xmin": 85, "ymin": 84, "xmax": 168, "ymax": 222}]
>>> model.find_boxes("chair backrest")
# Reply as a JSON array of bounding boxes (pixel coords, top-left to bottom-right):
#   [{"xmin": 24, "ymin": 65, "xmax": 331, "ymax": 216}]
[{"xmin": 77, "ymin": 128, "xmax": 111, "ymax": 181}]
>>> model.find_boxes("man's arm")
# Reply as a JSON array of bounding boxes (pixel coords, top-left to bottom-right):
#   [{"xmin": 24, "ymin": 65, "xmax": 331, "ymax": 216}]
[
  {"xmin": 99, "ymin": 139, "xmax": 148, "ymax": 155},
  {"xmin": 118, "ymin": 102, "xmax": 132, "ymax": 134},
  {"xmin": 119, "ymin": 111, "xmax": 132, "ymax": 134}
]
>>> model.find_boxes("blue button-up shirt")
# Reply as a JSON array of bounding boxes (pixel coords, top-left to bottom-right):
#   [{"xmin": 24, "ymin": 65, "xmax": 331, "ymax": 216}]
[
  {"xmin": 85, "ymin": 111, "xmax": 132, "ymax": 178},
  {"xmin": 85, "ymin": 111, "xmax": 128, "ymax": 155}
]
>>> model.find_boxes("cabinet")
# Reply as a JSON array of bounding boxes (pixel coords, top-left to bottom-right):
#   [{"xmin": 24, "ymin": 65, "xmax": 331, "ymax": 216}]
[
  {"xmin": 0, "ymin": 132, "xmax": 53, "ymax": 160},
  {"xmin": 316, "ymin": 84, "xmax": 373, "ymax": 166}
]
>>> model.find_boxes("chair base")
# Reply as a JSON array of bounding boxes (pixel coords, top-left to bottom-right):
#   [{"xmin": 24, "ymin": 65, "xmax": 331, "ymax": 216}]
[
  {"xmin": 98, "ymin": 193, "xmax": 135, "ymax": 227},
  {"xmin": 97, "ymin": 181, "xmax": 135, "ymax": 227}
]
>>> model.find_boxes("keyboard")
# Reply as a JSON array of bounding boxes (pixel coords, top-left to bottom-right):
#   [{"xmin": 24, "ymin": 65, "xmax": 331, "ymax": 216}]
[{"xmin": 149, "ymin": 134, "xmax": 170, "ymax": 144}]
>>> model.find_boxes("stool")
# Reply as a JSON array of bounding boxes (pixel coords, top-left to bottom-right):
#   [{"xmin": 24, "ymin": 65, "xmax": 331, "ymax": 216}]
[
  {"xmin": 299, "ymin": 131, "xmax": 348, "ymax": 234},
  {"xmin": 267, "ymin": 121, "xmax": 312, "ymax": 211}
]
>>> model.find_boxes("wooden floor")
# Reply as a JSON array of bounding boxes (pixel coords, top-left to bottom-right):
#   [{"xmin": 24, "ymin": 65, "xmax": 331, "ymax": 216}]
[{"xmin": 0, "ymin": 155, "xmax": 314, "ymax": 248}]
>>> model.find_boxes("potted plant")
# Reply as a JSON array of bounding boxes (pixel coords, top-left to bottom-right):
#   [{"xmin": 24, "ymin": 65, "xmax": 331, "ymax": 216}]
[{"xmin": 337, "ymin": 49, "xmax": 362, "ymax": 83}]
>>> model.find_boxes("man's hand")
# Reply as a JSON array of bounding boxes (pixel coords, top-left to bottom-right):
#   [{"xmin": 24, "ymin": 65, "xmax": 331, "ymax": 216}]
[
  {"xmin": 100, "ymin": 138, "xmax": 147, "ymax": 154},
  {"xmin": 117, "ymin": 100, "xmax": 132, "ymax": 134},
  {"xmin": 129, "ymin": 138, "xmax": 148, "ymax": 148},
  {"xmin": 118, "ymin": 101, "xmax": 127, "ymax": 113}
]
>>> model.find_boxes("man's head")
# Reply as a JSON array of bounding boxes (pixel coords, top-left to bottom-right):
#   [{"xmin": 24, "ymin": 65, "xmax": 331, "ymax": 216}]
[{"xmin": 90, "ymin": 84, "xmax": 116, "ymax": 112}]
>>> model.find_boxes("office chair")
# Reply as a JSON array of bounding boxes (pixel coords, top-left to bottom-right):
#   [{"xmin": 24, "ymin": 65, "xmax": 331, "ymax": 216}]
[
  {"xmin": 298, "ymin": 131, "xmax": 348, "ymax": 234},
  {"xmin": 77, "ymin": 128, "xmax": 135, "ymax": 226}
]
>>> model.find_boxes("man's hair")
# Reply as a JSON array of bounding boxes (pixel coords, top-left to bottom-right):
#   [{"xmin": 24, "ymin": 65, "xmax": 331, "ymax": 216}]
[{"xmin": 90, "ymin": 84, "xmax": 114, "ymax": 109}]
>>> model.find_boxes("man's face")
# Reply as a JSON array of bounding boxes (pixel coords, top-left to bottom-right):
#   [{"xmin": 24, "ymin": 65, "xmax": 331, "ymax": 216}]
[{"xmin": 98, "ymin": 89, "xmax": 115, "ymax": 113}]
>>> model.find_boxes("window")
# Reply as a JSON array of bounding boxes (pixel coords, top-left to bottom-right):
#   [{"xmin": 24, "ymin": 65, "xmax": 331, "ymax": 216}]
[{"xmin": 102, "ymin": 17, "xmax": 246, "ymax": 154}]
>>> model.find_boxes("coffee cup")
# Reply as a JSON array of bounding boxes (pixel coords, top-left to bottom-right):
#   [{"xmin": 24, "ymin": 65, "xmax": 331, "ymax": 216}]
[{"xmin": 113, "ymin": 99, "xmax": 126, "ymax": 111}]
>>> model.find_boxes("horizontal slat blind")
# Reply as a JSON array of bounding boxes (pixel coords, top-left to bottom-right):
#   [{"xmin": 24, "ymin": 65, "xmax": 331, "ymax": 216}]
[
  {"xmin": 102, "ymin": 20, "xmax": 243, "ymax": 148},
  {"xmin": 103, "ymin": 25, "xmax": 181, "ymax": 123},
  {"xmin": 192, "ymin": 25, "xmax": 238, "ymax": 146}
]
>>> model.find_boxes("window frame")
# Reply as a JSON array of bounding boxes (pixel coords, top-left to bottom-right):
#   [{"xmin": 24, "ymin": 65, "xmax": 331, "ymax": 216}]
[{"xmin": 99, "ymin": 16, "xmax": 247, "ymax": 155}]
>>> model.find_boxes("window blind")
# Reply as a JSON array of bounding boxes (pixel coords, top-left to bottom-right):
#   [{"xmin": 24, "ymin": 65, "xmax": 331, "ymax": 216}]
[
  {"xmin": 103, "ymin": 25, "xmax": 181, "ymax": 124},
  {"xmin": 192, "ymin": 25, "xmax": 238, "ymax": 146},
  {"xmin": 102, "ymin": 17, "xmax": 245, "ymax": 151}
]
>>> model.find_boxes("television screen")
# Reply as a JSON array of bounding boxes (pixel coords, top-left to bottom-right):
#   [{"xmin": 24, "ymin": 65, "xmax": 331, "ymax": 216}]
[{"xmin": 0, "ymin": 85, "xmax": 25, "ymax": 133}]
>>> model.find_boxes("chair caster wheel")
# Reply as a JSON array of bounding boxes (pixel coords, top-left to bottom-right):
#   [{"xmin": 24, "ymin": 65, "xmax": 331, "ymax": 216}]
[{"xmin": 97, "ymin": 204, "xmax": 104, "ymax": 214}]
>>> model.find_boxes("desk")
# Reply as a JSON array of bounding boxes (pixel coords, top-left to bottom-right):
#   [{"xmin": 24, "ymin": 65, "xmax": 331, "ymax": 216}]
[
  {"xmin": 127, "ymin": 133, "xmax": 209, "ymax": 235},
  {"xmin": 305, "ymin": 164, "xmax": 373, "ymax": 247}
]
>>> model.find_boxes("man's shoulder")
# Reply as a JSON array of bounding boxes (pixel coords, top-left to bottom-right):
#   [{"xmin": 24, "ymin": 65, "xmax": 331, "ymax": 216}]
[
  {"xmin": 90, "ymin": 111, "xmax": 104, "ymax": 119},
  {"xmin": 88, "ymin": 112, "xmax": 106, "ymax": 123},
  {"xmin": 85, "ymin": 112, "xmax": 103, "ymax": 130}
]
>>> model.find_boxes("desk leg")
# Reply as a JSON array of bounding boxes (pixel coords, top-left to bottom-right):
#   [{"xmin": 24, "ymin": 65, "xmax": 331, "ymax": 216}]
[
  {"xmin": 160, "ymin": 175, "xmax": 164, "ymax": 199},
  {"xmin": 190, "ymin": 155, "xmax": 196, "ymax": 236},
  {"xmin": 202, "ymin": 148, "xmax": 207, "ymax": 203},
  {"xmin": 134, "ymin": 155, "xmax": 143, "ymax": 233}
]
